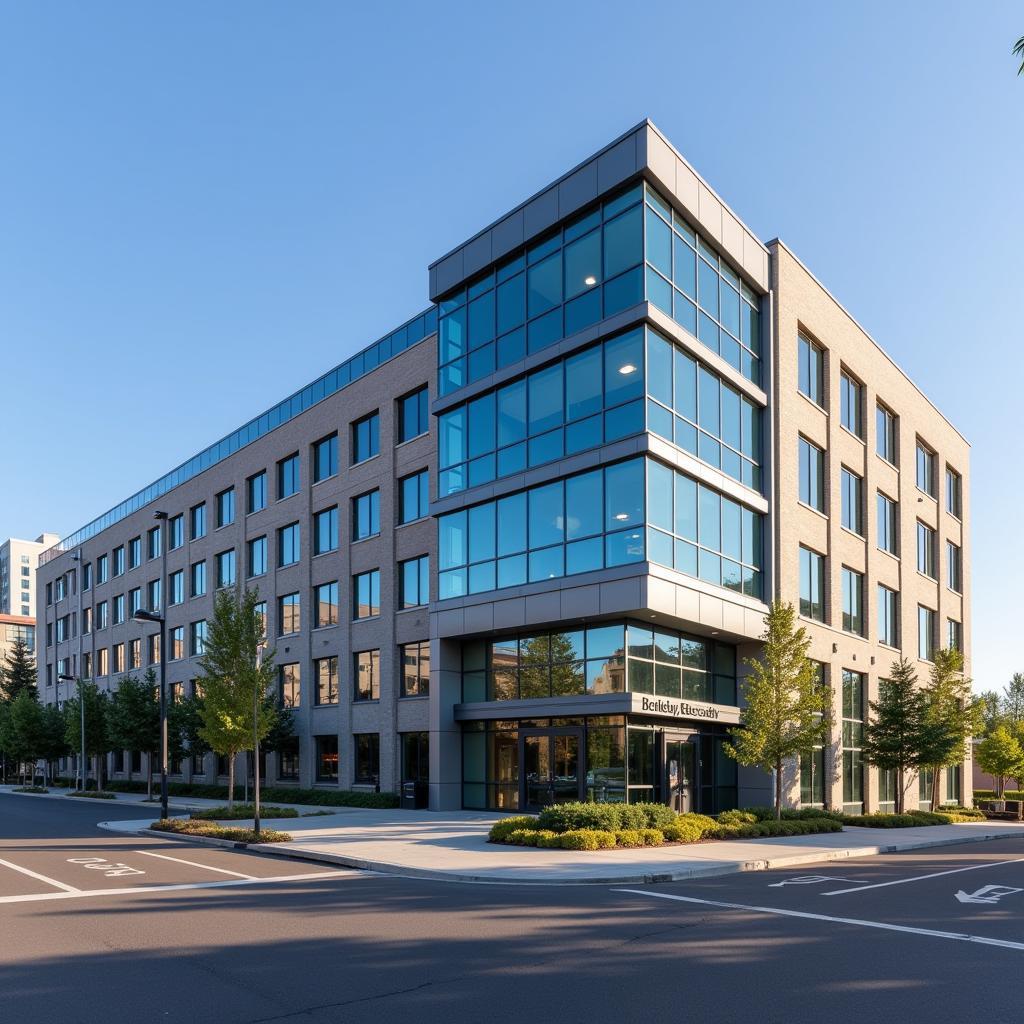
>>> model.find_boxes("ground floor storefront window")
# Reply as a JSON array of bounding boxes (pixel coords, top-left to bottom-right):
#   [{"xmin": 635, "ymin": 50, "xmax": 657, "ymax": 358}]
[{"xmin": 462, "ymin": 715, "xmax": 736, "ymax": 813}]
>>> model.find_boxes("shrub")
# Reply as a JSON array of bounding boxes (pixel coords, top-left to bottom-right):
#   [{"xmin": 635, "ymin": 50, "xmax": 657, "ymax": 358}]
[
  {"xmin": 742, "ymin": 805, "xmax": 845, "ymax": 822},
  {"xmin": 639, "ymin": 804, "xmax": 678, "ymax": 830},
  {"xmin": 12, "ymin": 785, "xmax": 48, "ymax": 794},
  {"xmin": 677, "ymin": 812, "xmax": 718, "ymax": 835},
  {"xmin": 939, "ymin": 805, "xmax": 985, "ymax": 821},
  {"xmin": 717, "ymin": 809, "xmax": 758, "ymax": 826},
  {"xmin": 536, "ymin": 832, "xmax": 565, "ymax": 849},
  {"xmin": 536, "ymin": 801, "xmax": 672, "ymax": 834},
  {"xmin": 614, "ymin": 829, "xmax": 646, "ymax": 848},
  {"xmin": 558, "ymin": 829, "xmax": 601, "ymax": 851},
  {"xmin": 640, "ymin": 828, "xmax": 665, "ymax": 846},
  {"xmin": 149, "ymin": 818, "xmax": 291, "ymax": 843},
  {"xmin": 489, "ymin": 816, "xmax": 539, "ymax": 843},
  {"xmin": 843, "ymin": 813, "xmax": 923, "ymax": 828},
  {"xmin": 68, "ymin": 790, "xmax": 116, "ymax": 799},
  {"xmin": 507, "ymin": 828, "xmax": 542, "ymax": 846},
  {"xmin": 191, "ymin": 804, "xmax": 299, "ymax": 821}
]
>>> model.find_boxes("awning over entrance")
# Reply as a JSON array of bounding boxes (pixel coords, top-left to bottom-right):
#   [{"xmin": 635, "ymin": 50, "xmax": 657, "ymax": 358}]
[{"xmin": 454, "ymin": 692, "xmax": 742, "ymax": 725}]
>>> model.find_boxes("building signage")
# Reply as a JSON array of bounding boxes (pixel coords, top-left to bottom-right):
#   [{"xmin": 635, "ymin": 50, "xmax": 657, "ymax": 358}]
[{"xmin": 631, "ymin": 693, "xmax": 742, "ymax": 725}]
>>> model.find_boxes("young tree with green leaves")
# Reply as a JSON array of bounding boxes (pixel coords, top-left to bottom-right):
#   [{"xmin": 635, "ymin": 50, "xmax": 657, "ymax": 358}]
[
  {"xmin": 196, "ymin": 588, "xmax": 277, "ymax": 809},
  {"xmin": 168, "ymin": 690, "xmax": 210, "ymax": 766},
  {"xmin": 64, "ymin": 681, "xmax": 111, "ymax": 791},
  {"xmin": 976, "ymin": 725, "xmax": 1024, "ymax": 798},
  {"xmin": 861, "ymin": 658, "xmax": 925, "ymax": 814},
  {"xmin": 39, "ymin": 703, "xmax": 70, "ymax": 784},
  {"xmin": 106, "ymin": 671, "xmax": 159, "ymax": 785},
  {"xmin": 1, "ymin": 636, "xmax": 37, "ymax": 701},
  {"xmin": 919, "ymin": 647, "xmax": 982, "ymax": 811},
  {"xmin": 0, "ymin": 689, "xmax": 45, "ymax": 783},
  {"xmin": 725, "ymin": 602, "xmax": 831, "ymax": 820}
]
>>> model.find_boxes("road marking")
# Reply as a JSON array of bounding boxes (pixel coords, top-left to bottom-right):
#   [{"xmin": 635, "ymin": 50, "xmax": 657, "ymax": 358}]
[
  {"xmin": 821, "ymin": 855, "xmax": 1024, "ymax": 896},
  {"xmin": 613, "ymin": 889, "xmax": 1024, "ymax": 952},
  {"xmin": 767, "ymin": 875, "xmax": 864, "ymax": 888},
  {"xmin": 133, "ymin": 850, "xmax": 255, "ymax": 879},
  {"xmin": 0, "ymin": 856, "xmax": 79, "ymax": 893},
  {"xmin": 67, "ymin": 857, "xmax": 145, "ymax": 877},
  {"xmin": 0, "ymin": 869, "xmax": 358, "ymax": 905},
  {"xmin": 955, "ymin": 885, "xmax": 1023, "ymax": 905}
]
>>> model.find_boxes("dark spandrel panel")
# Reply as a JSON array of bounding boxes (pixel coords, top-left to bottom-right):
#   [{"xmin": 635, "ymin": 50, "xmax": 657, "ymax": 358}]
[{"xmin": 43, "ymin": 305, "xmax": 437, "ymax": 563}]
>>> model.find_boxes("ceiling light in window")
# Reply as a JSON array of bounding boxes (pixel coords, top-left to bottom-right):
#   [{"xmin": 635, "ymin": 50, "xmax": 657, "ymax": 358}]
[
  {"xmin": 584, "ymin": 275, "xmax": 597, "ymax": 287},
  {"xmin": 614, "ymin": 513, "xmax": 629, "ymax": 521},
  {"xmin": 618, "ymin": 363, "xmax": 636, "ymax": 375}
]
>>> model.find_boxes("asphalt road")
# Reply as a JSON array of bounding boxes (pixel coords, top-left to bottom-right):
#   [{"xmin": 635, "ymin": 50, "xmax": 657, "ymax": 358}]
[{"xmin": 3, "ymin": 793, "xmax": 1024, "ymax": 1023}]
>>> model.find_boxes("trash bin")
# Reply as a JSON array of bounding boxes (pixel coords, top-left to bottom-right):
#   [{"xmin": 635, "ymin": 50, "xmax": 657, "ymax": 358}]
[{"xmin": 401, "ymin": 781, "xmax": 428, "ymax": 809}]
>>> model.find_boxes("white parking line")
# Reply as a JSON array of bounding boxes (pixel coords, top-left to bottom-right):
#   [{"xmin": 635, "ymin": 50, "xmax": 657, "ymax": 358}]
[
  {"xmin": 0, "ymin": 869, "xmax": 360, "ymax": 905},
  {"xmin": 614, "ymin": 889, "xmax": 1024, "ymax": 952},
  {"xmin": 821, "ymin": 855, "xmax": 1024, "ymax": 896},
  {"xmin": 134, "ymin": 850, "xmax": 255, "ymax": 879},
  {"xmin": 0, "ymin": 856, "xmax": 79, "ymax": 893}
]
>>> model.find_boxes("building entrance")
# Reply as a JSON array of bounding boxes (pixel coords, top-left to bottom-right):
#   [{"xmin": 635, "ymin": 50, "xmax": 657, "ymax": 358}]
[
  {"xmin": 663, "ymin": 733, "xmax": 698, "ymax": 813},
  {"xmin": 520, "ymin": 728, "xmax": 583, "ymax": 811}
]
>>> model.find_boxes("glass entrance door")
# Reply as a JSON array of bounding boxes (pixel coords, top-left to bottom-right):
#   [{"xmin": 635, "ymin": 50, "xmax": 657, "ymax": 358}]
[
  {"xmin": 521, "ymin": 730, "xmax": 582, "ymax": 811},
  {"xmin": 664, "ymin": 736, "xmax": 697, "ymax": 813}
]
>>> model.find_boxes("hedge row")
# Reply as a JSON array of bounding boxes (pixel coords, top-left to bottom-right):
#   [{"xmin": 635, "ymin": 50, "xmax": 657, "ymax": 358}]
[
  {"xmin": 842, "ymin": 808, "xmax": 985, "ymax": 828},
  {"xmin": 94, "ymin": 778, "xmax": 399, "ymax": 808},
  {"xmin": 190, "ymin": 804, "xmax": 299, "ymax": 821},
  {"xmin": 149, "ymin": 818, "xmax": 292, "ymax": 843}
]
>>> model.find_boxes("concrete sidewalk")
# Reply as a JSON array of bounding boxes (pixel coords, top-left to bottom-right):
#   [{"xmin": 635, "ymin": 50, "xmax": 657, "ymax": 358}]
[{"xmin": 98, "ymin": 805, "xmax": 1024, "ymax": 885}]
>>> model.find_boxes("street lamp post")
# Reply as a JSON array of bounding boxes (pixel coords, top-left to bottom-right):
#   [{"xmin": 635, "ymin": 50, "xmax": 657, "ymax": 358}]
[
  {"xmin": 134, "ymin": 511, "xmax": 168, "ymax": 820},
  {"xmin": 57, "ymin": 672, "xmax": 85, "ymax": 791},
  {"xmin": 254, "ymin": 642, "xmax": 265, "ymax": 841}
]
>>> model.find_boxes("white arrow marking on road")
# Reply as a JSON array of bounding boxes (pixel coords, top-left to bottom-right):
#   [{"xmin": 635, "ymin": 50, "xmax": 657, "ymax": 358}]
[
  {"xmin": 955, "ymin": 885, "xmax": 1023, "ymax": 905},
  {"xmin": 768, "ymin": 875, "xmax": 865, "ymax": 888}
]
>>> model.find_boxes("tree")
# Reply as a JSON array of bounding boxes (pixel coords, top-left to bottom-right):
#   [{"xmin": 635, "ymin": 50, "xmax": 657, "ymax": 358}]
[
  {"xmin": 725, "ymin": 602, "xmax": 831, "ymax": 819},
  {"xmin": 106, "ymin": 672, "xmax": 159, "ymax": 785},
  {"xmin": 919, "ymin": 648, "xmax": 982, "ymax": 810},
  {"xmin": 1014, "ymin": 35, "xmax": 1024, "ymax": 75},
  {"xmin": 196, "ymin": 588, "xmax": 277, "ymax": 809},
  {"xmin": 0, "ymin": 637, "xmax": 37, "ymax": 702},
  {"xmin": 976, "ymin": 725, "xmax": 1024, "ymax": 798},
  {"xmin": 979, "ymin": 690, "xmax": 1003, "ymax": 735},
  {"xmin": 862, "ymin": 658, "xmax": 926, "ymax": 814},
  {"xmin": 1003, "ymin": 673, "xmax": 1024, "ymax": 725},
  {"xmin": 64, "ymin": 682, "xmax": 111, "ymax": 790},
  {"xmin": 38, "ymin": 704, "xmax": 70, "ymax": 783},
  {"xmin": 0, "ymin": 689, "xmax": 45, "ymax": 783},
  {"xmin": 168, "ymin": 691, "xmax": 210, "ymax": 765}
]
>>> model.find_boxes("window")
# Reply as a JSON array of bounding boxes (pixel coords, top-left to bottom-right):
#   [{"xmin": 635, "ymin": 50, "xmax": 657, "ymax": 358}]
[
  {"xmin": 797, "ymin": 335, "xmax": 824, "ymax": 407},
  {"xmin": 147, "ymin": 578, "xmax": 161, "ymax": 612},
  {"xmin": 216, "ymin": 549, "xmax": 236, "ymax": 589},
  {"xmin": 190, "ymin": 560, "xmax": 206, "ymax": 597},
  {"xmin": 169, "ymin": 515, "xmax": 184, "ymax": 550},
  {"xmin": 401, "ymin": 732, "xmax": 429, "ymax": 783},
  {"xmin": 798, "ymin": 437, "xmax": 824, "ymax": 512},
  {"xmin": 277, "ymin": 739, "xmax": 299, "ymax": 780},
  {"xmin": 840, "ymin": 467, "xmax": 863, "ymax": 535},
  {"xmin": 877, "ymin": 492, "xmax": 898, "ymax": 556},
  {"xmin": 841, "ymin": 567, "xmax": 864, "ymax": 636},
  {"xmin": 254, "ymin": 602, "xmax": 267, "ymax": 638},
  {"xmin": 353, "ymin": 570, "xmax": 380, "ymax": 619},
  {"xmin": 946, "ymin": 467, "xmax": 962, "ymax": 518},
  {"xmin": 947, "ymin": 541, "xmax": 962, "ymax": 593},
  {"xmin": 113, "ymin": 593, "xmax": 125, "ymax": 624},
  {"xmin": 313, "ymin": 433, "xmax": 338, "ymax": 483},
  {"xmin": 82, "ymin": 652, "xmax": 91, "ymax": 679},
  {"xmin": 352, "ymin": 491, "xmax": 380, "ymax": 541},
  {"xmin": 113, "ymin": 546, "xmax": 125, "ymax": 577},
  {"xmin": 128, "ymin": 587, "xmax": 141, "ymax": 616},
  {"xmin": 876, "ymin": 404, "xmax": 897, "ymax": 464},
  {"xmin": 946, "ymin": 764, "xmax": 962, "ymax": 805},
  {"xmin": 354, "ymin": 734, "xmax": 380, "ymax": 785},
  {"xmin": 279, "ymin": 663, "xmax": 300, "ymax": 708},
  {"xmin": 189, "ymin": 620, "xmax": 207, "ymax": 656},
  {"xmin": 842, "ymin": 669, "xmax": 865, "ymax": 812},
  {"xmin": 247, "ymin": 536, "xmax": 267, "ymax": 578},
  {"xmin": 190, "ymin": 503, "xmax": 206, "ymax": 539},
  {"xmin": 129, "ymin": 638, "xmax": 141, "ymax": 670},
  {"xmin": 247, "ymin": 471, "xmax": 267, "ymax": 514},
  {"xmin": 878, "ymin": 585, "xmax": 899, "ymax": 647},
  {"xmin": 400, "ymin": 556, "xmax": 429, "ymax": 609},
  {"xmin": 799, "ymin": 547, "xmax": 825, "ymax": 622},
  {"xmin": 95, "ymin": 600, "xmax": 108, "ymax": 630},
  {"xmin": 315, "ymin": 656, "xmax": 338, "ymax": 705},
  {"xmin": 352, "ymin": 412, "xmax": 380, "ymax": 463},
  {"xmin": 917, "ymin": 522, "xmax": 936, "ymax": 578},
  {"xmin": 170, "ymin": 626, "xmax": 184, "ymax": 661},
  {"xmin": 399, "ymin": 469, "xmax": 429, "ymax": 524},
  {"xmin": 840, "ymin": 372, "xmax": 863, "ymax": 438},
  {"xmin": 315, "ymin": 735, "xmax": 338, "ymax": 782},
  {"xmin": 169, "ymin": 570, "xmax": 184, "ymax": 605},
  {"xmin": 216, "ymin": 488, "xmax": 235, "ymax": 528},
  {"xmin": 278, "ymin": 523, "xmax": 300, "ymax": 567},
  {"xmin": 315, "ymin": 582, "xmax": 338, "ymax": 627},
  {"xmin": 354, "ymin": 649, "xmax": 380, "ymax": 701},
  {"xmin": 112, "ymin": 643, "xmax": 124, "ymax": 674},
  {"xmin": 96, "ymin": 554, "xmax": 109, "ymax": 584},
  {"xmin": 148, "ymin": 633, "xmax": 161, "ymax": 665},
  {"xmin": 95, "ymin": 648, "xmax": 108, "ymax": 676},
  {"xmin": 918, "ymin": 605, "xmax": 936, "ymax": 662},
  {"xmin": 948, "ymin": 618, "xmax": 963, "ymax": 652},
  {"xmin": 398, "ymin": 386, "xmax": 428, "ymax": 443},
  {"xmin": 314, "ymin": 507, "xmax": 338, "ymax": 555},
  {"xmin": 82, "ymin": 606, "xmax": 92, "ymax": 634},
  {"xmin": 277, "ymin": 453, "xmax": 300, "ymax": 499},
  {"xmin": 401, "ymin": 640, "xmax": 429, "ymax": 697},
  {"xmin": 147, "ymin": 526, "xmax": 162, "ymax": 560},
  {"xmin": 916, "ymin": 442, "xmax": 936, "ymax": 497},
  {"xmin": 278, "ymin": 593, "xmax": 300, "ymax": 636}
]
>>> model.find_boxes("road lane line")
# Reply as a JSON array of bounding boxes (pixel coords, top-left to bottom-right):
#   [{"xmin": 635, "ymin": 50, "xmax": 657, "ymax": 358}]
[
  {"xmin": 134, "ymin": 850, "xmax": 256, "ymax": 879},
  {"xmin": 821, "ymin": 855, "xmax": 1024, "ymax": 895},
  {"xmin": 0, "ymin": 856, "xmax": 79, "ymax": 893},
  {"xmin": 613, "ymin": 889, "xmax": 1024, "ymax": 952},
  {"xmin": 0, "ymin": 869, "xmax": 360, "ymax": 905}
]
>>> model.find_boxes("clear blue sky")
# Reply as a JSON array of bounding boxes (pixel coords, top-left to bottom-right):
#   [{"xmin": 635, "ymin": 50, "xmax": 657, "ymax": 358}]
[{"xmin": 2, "ymin": 2, "xmax": 1021, "ymax": 691}]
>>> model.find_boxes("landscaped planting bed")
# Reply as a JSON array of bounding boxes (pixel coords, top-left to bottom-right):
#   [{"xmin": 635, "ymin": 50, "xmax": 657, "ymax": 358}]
[
  {"xmin": 190, "ymin": 804, "xmax": 299, "ymax": 821},
  {"xmin": 149, "ymin": 818, "xmax": 292, "ymax": 843},
  {"xmin": 842, "ymin": 807, "xmax": 986, "ymax": 827},
  {"xmin": 487, "ymin": 803, "xmax": 844, "ymax": 851}
]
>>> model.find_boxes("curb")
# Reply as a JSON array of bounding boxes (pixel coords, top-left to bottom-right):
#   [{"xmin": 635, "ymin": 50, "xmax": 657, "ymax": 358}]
[{"xmin": 1, "ymin": 787, "xmax": 203, "ymax": 811}]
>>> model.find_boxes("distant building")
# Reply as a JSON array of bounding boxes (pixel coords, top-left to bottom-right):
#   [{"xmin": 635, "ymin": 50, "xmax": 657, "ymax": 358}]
[
  {"xmin": 0, "ymin": 613, "xmax": 36, "ymax": 666},
  {"xmin": 0, "ymin": 534, "xmax": 59, "ymax": 617}
]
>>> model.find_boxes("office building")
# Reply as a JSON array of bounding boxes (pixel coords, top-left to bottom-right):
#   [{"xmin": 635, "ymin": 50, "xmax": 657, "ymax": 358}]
[{"xmin": 1, "ymin": 534, "xmax": 58, "ymax": 617}]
